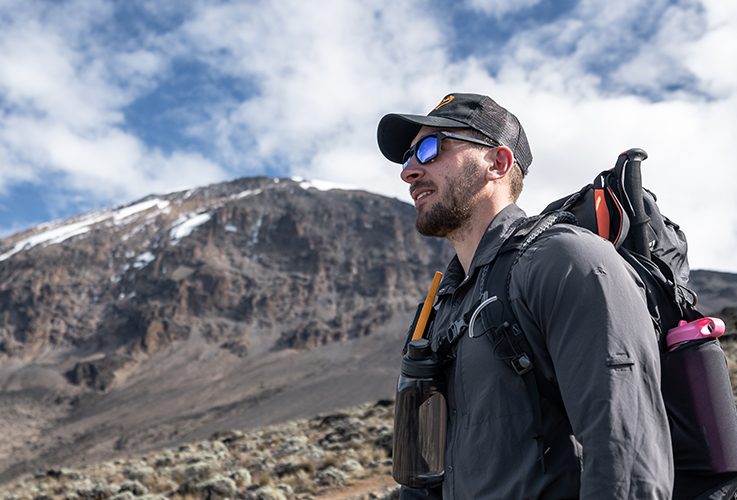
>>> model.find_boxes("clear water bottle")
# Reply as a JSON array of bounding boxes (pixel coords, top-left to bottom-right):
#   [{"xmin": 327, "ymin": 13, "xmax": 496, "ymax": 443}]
[{"xmin": 392, "ymin": 338, "xmax": 448, "ymax": 488}]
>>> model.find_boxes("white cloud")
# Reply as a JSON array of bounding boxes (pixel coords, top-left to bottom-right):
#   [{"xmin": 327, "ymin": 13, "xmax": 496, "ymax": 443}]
[
  {"xmin": 476, "ymin": 0, "xmax": 737, "ymax": 272},
  {"xmin": 427, "ymin": 1, "xmax": 731, "ymax": 272},
  {"xmin": 681, "ymin": 0, "xmax": 737, "ymax": 98},
  {"xmin": 0, "ymin": 0, "xmax": 226, "ymax": 210},
  {"xmin": 0, "ymin": 0, "xmax": 735, "ymax": 273},
  {"xmin": 465, "ymin": 0, "xmax": 544, "ymax": 18},
  {"xmin": 0, "ymin": 4, "xmax": 125, "ymax": 129},
  {"xmin": 171, "ymin": 0, "xmax": 456, "ymax": 195}
]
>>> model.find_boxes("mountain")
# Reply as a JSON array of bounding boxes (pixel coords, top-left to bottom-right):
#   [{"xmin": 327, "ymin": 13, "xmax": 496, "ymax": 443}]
[
  {"xmin": 688, "ymin": 270, "xmax": 737, "ymax": 316},
  {"xmin": 1, "ymin": 176, "xmax": 736, "ymax": 485},
  {"xmin": 0, "ymin": 177, "xmax": 453, "ymax": 483},
  {"xmin": 0, "ymin": 177, "xmax": 452, "ymax": 362}
]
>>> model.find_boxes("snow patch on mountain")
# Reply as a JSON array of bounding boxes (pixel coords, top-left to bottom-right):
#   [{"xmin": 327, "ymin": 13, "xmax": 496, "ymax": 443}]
[
  {"xmin": 232, "ymin": 188, "xmax": 263, "ymax": 200},
  {"xmin": 0, "ymin": 199, "xmax": 171, "ymax": 262},
  {"xmin": 133, "ymin": 251, "xmax": 156, "ymax": 269},
  {"xmin": 169, "ymin": 213, "xmax": 212, "ymax": 244},
  {"xmin": 113, "ymin": 199, "xmax": 171, "ymax": 223},
  {"xmin": 292, "ymin": 177, "xmax": 358, "ymax": 192}
]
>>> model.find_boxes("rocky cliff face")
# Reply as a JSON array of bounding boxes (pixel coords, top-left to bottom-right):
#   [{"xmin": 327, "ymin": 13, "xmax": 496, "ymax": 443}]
[
  {"xmin": 0, "ymin": 177, "xmax": 453, "ymax": 482},
  {"xmin": 0, "ymin": 177, "xmax": 451, "ymax": 384}
]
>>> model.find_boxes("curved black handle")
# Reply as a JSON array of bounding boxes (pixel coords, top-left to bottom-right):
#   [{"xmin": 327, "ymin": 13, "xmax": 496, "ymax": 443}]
[
  {"xmin": 626, "ymin": 148, "xmax": 648, "ymax": 163},
  {"xmin": 622, "ymin": 148, "xmax": 650, "ymax": 259}
]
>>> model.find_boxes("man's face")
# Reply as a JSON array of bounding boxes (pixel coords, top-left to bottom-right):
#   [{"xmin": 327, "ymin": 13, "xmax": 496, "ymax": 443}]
[{"xmin": 401, "ymin": 127, "xmax": 487, "ymax": 238}]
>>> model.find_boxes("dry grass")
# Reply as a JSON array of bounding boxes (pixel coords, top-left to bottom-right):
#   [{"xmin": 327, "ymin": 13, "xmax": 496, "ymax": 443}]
[{"xmin": 0, "ymin": 401, "xmax": 396, "ymax": 500}]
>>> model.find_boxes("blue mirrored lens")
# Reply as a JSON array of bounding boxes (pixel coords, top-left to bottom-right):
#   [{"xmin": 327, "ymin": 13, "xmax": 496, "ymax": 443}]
[{"xmin": 417, "ymin": 136, "xmax": 438, "ymax": 163}]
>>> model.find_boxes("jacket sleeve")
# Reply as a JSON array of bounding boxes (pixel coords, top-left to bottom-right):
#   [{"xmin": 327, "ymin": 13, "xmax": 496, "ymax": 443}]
[{"xmin": 511, "ymin": 226, "xmax": 674, "ymax": 499}]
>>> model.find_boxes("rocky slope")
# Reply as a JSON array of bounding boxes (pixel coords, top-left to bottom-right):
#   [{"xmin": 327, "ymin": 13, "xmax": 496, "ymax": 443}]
[
  {"xmin": 0, "ymin": 177, "xmax": 451, "ymax": 364},
  {"xmin": 0, "ymin": 177, "xmax": 452, "ymax": 483},
  {"xmin": 0, "ymin": 400, "xmax": 399, "ymax": 500},
  {"xmin": 689, "ymin": 270, "xmax": 737, "ymax": 316}
]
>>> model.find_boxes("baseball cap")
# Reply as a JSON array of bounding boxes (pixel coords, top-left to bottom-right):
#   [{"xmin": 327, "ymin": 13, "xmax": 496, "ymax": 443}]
[{"xmin": 377, "ymin": 93, "xmax": 532, "ymax": 175}]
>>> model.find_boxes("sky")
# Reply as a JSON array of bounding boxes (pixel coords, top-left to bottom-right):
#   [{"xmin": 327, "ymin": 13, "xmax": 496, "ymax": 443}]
[{"xmin": 0, "ymin": 0, "xmax": 735, "ymax": 273}]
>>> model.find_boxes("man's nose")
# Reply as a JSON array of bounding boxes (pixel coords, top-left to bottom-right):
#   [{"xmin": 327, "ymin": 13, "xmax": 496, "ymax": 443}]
[{"xmin": 401, "ymin": 159, "xmax": 424, "ymax": 184}]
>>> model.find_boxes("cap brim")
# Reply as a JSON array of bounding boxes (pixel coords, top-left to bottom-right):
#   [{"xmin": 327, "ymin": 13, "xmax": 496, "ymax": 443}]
[{"xmin": 377, "ymin": 113, "xmax": 468, "ymax": 164}]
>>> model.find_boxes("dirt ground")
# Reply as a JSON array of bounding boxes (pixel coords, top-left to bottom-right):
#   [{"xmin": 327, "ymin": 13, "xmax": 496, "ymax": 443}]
[{"xmin": 314, "ymin": 474, "xmax": 398, "ymax": 500}]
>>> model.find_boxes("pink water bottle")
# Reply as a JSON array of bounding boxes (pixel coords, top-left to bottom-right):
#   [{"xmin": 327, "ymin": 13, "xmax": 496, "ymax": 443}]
[
  {"xmin": 666, "ymin": 317, "xmax": 725, "ymax": 351},
  {"xmin": 662, "ymin": 315, "xmax": 737, "ymax": 475}
]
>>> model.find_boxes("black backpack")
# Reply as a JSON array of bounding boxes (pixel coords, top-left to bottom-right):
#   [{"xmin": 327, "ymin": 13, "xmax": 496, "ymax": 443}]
[{"xmin": 487, "ymin": 149, "xmax": 737, "ymax": 500}]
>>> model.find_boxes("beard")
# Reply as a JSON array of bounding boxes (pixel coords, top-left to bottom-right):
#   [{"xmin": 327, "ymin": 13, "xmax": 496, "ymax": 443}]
[{"xmin": 414, "ymin": 158, "xmax": 486, "ymax": 238}]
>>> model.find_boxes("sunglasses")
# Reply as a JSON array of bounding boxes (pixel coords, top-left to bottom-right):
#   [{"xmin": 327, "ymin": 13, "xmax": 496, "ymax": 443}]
[{"xmin": 402, "ymin": 131, "xmax": 498, "ymax": 170}]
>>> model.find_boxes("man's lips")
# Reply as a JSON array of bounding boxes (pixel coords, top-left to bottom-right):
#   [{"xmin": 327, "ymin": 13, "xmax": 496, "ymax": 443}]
[{"xmin": 410, "ymin": 186, "xmax": 436, "ymax": 205}]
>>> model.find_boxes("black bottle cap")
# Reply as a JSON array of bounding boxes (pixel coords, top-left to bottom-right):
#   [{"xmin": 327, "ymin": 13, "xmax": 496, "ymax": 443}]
[
  {"xmin": 402, "ymin": 338, "xmax": 444, "ymax": 378},
  {"xmin": 408, "ymin": 338, "xmax": 432, "ymax": 360}
]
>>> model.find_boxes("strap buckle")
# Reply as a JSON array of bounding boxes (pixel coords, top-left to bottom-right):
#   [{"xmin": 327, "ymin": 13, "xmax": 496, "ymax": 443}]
[
  {"xmin": 511, "ymin": 353, "xmax": 533, "ymax": 375},
  {"xmin": 449, "ymin": 318, "xmax": 467, "ymax": 340}
]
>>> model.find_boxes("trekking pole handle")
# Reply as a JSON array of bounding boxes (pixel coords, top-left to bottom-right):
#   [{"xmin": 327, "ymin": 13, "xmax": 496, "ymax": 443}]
[
  {"xmin": 622, "ymin": 148, "xmax": 651, "ymax": 259},
  {"xmin": 625, "ymin": 148, "xmax": 648, "ymax": 163}
]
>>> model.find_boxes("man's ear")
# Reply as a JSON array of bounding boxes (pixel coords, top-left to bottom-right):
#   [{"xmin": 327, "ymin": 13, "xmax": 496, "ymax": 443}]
[{"xmin": 485, "ymin": 146, "xmax": 514, "ymax": 181}]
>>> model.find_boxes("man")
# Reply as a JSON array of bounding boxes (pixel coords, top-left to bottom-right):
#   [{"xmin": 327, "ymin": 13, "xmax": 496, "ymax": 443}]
[{"xmin": 377, "ymin": 93, "xmax": 673, "ymax": 499}]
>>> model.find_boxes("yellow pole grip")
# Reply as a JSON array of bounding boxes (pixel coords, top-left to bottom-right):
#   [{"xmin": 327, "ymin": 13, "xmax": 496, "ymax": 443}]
[{"xmin": 412, "ymin": 271, "xmax": 443, "ymax": 340}]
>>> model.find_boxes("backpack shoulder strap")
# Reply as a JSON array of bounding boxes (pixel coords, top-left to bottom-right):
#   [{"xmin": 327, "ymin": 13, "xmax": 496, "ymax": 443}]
[
  {"xmin": 498, "ymin": 211, "xmax": 579, "ymax": 302},
  {"xmin": 476, "ymin": 211, "xmax": 577, "ymax": 473},
  {"xmin": 434, "ymin": 211, "xmax": 576, "ymax": 357}
]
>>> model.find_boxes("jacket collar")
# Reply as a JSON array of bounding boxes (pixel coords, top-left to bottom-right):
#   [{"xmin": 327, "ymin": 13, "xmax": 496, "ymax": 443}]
[{"xmin": 437, "ymin": 203, "xmax": 527, "ymax": 296}]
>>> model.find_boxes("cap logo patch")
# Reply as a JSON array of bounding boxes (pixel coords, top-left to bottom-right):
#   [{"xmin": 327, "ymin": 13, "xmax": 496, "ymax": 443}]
[{"xmin": 434, "ymin": 95, "xmax": 454, "ymax": 110}]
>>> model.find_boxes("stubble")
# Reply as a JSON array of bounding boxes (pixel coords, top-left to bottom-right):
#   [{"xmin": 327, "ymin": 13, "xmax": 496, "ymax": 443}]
[{"xmin": 414, "ymin": 158, "xmax": 486, "ymax": 238}]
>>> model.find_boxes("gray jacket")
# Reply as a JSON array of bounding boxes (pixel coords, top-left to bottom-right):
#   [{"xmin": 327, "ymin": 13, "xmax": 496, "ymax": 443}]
[{"xmin": 401, "ymin": 204, "xmax": 673, "ymax": 500}]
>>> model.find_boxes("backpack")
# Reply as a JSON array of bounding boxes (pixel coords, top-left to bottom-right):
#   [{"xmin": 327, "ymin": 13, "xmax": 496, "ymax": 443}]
[{"xmin": 484, "ymin": 149, "xmax": 737, "ymax": 500}]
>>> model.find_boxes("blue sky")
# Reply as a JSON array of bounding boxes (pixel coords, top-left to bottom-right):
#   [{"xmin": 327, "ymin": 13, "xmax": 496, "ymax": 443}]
[{"xmin": 0, "ymin": 0, "xmax": 735, "ymax": 272}]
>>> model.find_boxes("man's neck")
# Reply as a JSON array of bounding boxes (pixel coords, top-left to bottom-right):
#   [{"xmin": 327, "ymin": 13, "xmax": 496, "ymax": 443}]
[{"xmin": 447, "ymin": 200, "xmax": 512, "ymax": 274}]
